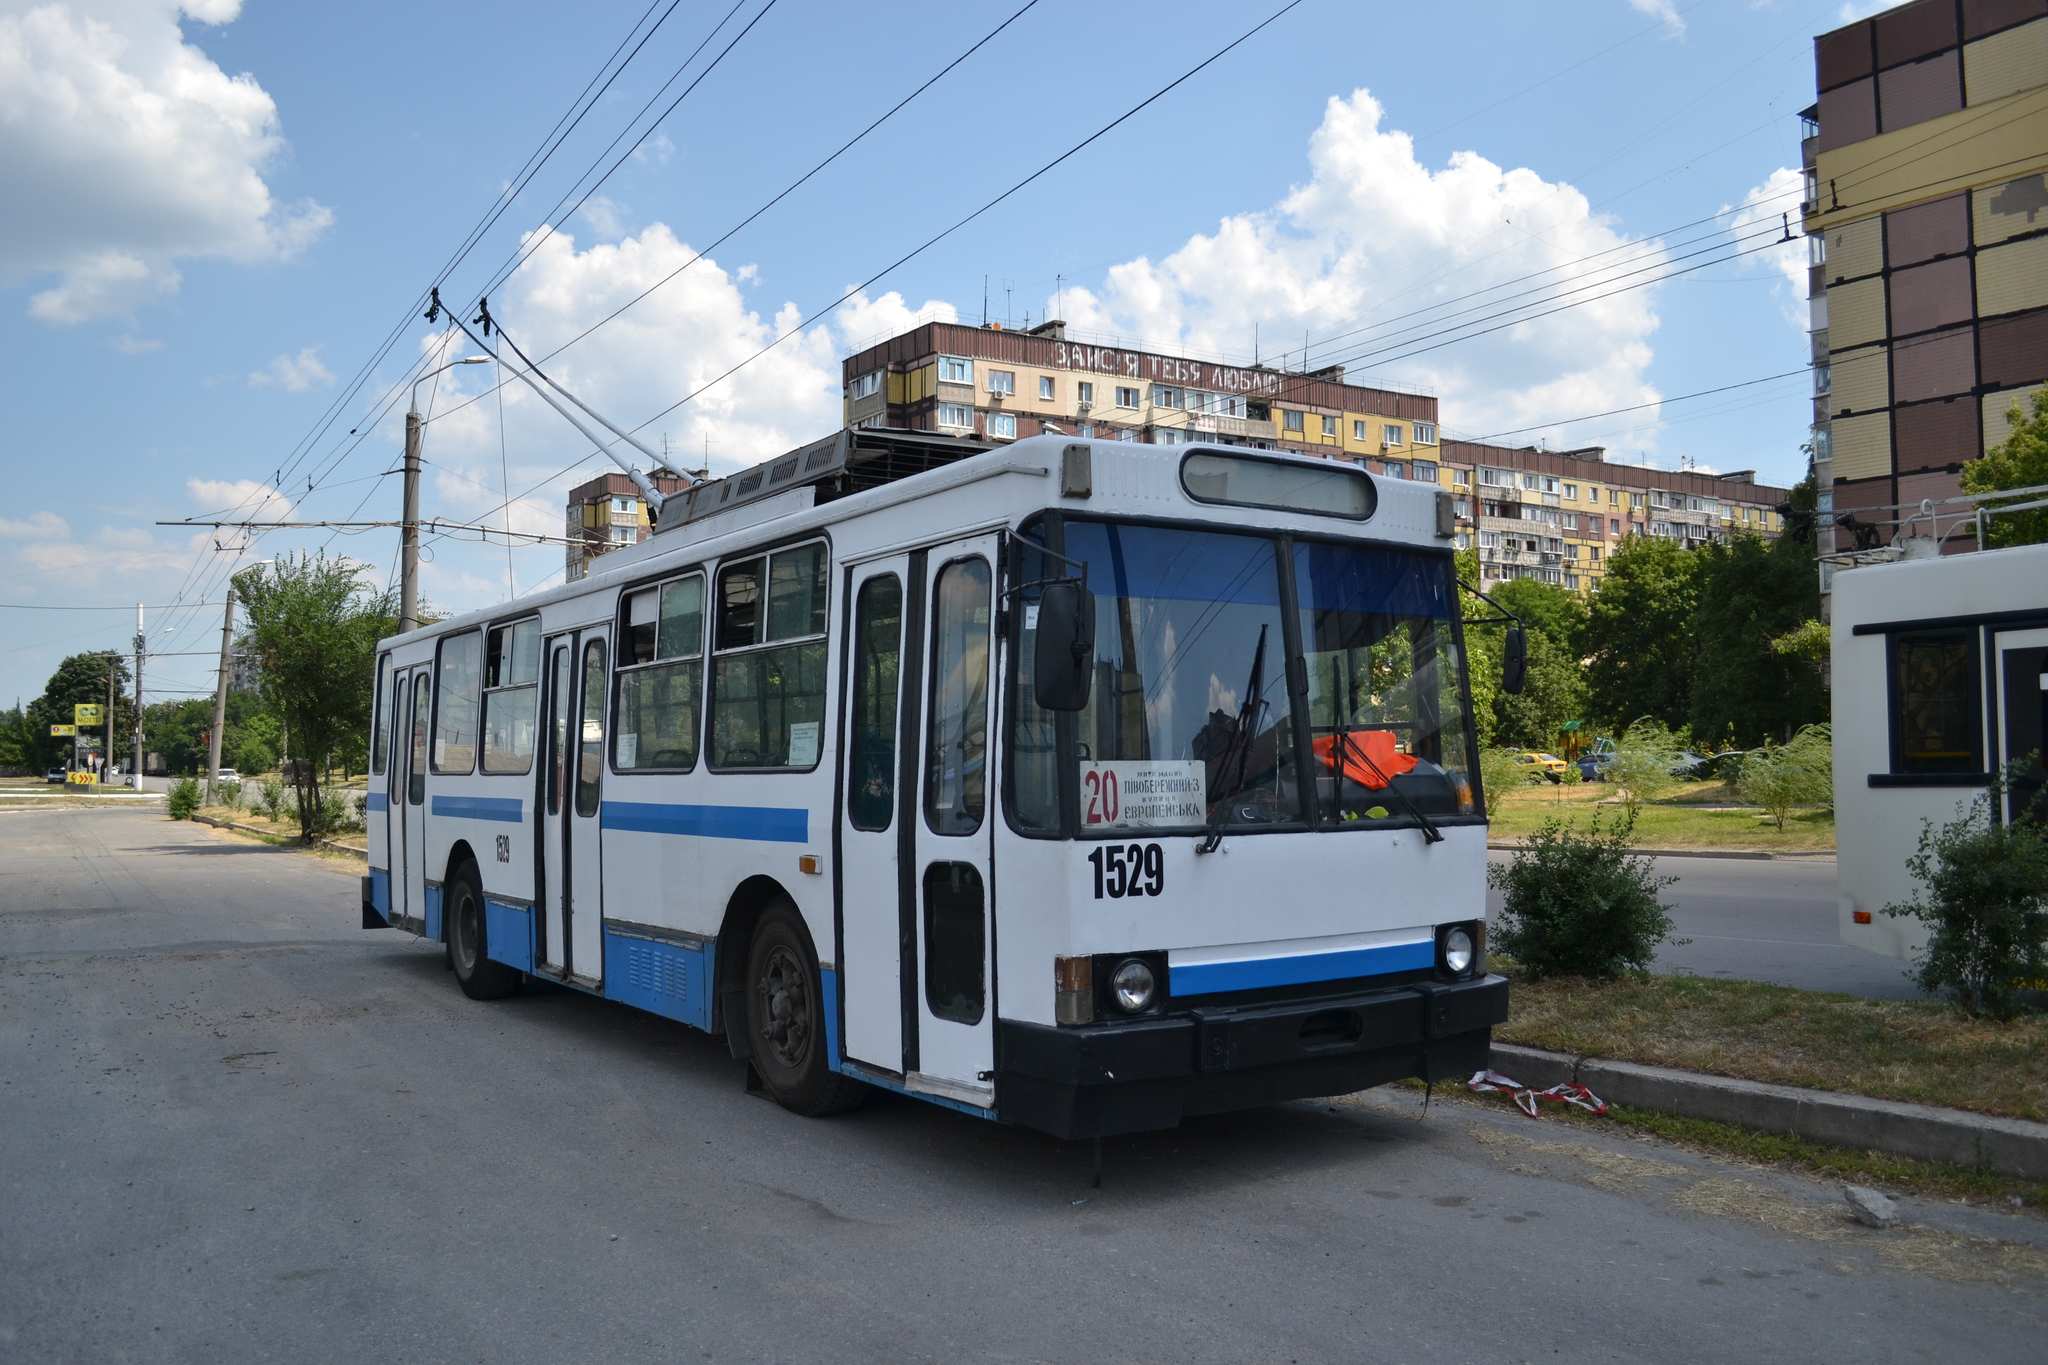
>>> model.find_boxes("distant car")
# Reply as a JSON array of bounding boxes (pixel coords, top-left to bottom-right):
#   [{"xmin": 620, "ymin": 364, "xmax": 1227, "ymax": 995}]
[
  {"xmin": 1576, "ymin": 752, "xmax": 1613, "ymax": 781},
  {"xmin": 46, "ymin": 766, "xmax": 67, "ymax": 783},
  {"xmin": 1512, "ymin": 751, "xmax": 1569, "ymax": 783},
  {"xmin": 215, "ymin": 768, "xmax": 239, "ymax": 783},
  {"xmin": 1668, "ymin": 750, "xmax": 1710, "ymax": 778}
]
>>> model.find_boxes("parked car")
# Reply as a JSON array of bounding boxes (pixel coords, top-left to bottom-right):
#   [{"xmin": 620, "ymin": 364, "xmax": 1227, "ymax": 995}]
[
  {"xmin": 215, "ymin": 768, "xmax": 239, "ymax": 783},
  {"xmin": 1668, "ymin": 750, "xmax": 1711, "ymax": 778},
  {"xmin": 1512, "ymin": 751, "xmax": 1569, "ymax": 783},
  {"xmin": 46, "ymin": 766, "xmax": 67, "ymax": 784},
  {"xmin": 1576, "ymin": 751, "xmax": 1613, "ymax": 781}
]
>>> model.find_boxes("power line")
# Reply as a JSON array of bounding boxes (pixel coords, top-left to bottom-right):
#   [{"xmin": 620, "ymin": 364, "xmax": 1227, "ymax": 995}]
[{"xmin": 1454, "ymin": 368, "xmax": 1810, "ymax": 443}]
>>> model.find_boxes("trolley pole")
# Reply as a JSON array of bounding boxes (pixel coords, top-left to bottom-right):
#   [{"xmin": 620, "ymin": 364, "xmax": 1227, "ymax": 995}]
[
  {"xmin": 104, "ymin": 662, "xmax": 115, "ymax": 785},
  {"xmin": 400, "ymin": 408, "xmax": 422, "ymax": 635},
  {"xmin": 206, "ymin": 588, "xmax": 237, "ymax": 802},
  {"xmin": 131, "ymin": 604, "xmax": 145, "ymax": 789}
]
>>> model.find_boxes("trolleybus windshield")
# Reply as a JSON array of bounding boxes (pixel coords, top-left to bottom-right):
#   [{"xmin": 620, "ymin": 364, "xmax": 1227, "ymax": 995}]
[{"xmin": 1011, "ymin": 520, "xmax": 1477, "ymax": 835}]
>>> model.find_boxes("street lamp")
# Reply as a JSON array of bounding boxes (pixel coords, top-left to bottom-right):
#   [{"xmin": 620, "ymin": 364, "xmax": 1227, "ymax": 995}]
[{"xmin": 401, "ymin": 356, "xmax": 492, "ymax": 634}]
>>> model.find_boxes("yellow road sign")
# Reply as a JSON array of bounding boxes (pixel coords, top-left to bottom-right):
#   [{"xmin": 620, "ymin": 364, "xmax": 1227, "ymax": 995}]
[
  {"xmin": 67, "ymin": 770, "xmax": 96, "ymax": 786},
  {"xmin": 50, "ymin": 724, "xmax": 77, "ymax": 737},
  {"xmin": 74, "ymin": 703, "xmax": 104, "ymax": 726}
]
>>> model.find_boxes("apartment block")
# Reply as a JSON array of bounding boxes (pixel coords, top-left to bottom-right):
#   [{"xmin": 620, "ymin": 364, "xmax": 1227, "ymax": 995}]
[
  {"xmin": 564, "ymin": 469, "xmax": 695, "ymax": 582},
  {"xmin": 840, "ymin": 320, "xmax": 1441, "ymax": 471},
  {"xmin": 1440, "ymin": 441, "xmax": 1790, "ymax": 591},
  {"xmin": 1803, "ymin": 0, "xmax": 2048, "ymax": 550}
]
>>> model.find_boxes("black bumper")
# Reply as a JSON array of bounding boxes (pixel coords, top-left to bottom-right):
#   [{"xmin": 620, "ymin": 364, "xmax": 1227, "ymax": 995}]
[{"xmin": 996, "ymin": 974, "xmax": 1509, "ymax": 1140}]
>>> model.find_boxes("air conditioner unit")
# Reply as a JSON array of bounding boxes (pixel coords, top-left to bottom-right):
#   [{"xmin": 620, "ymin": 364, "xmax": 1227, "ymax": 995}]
[{"xmin": 1076, "ymin": 401, "xmax": 1092, "ymax": 413}]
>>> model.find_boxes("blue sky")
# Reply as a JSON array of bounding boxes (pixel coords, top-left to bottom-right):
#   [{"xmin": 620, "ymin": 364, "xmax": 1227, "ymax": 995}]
[{"xmin": 0, "ymin": 0, "xmax": 1890, "ymax": 708}]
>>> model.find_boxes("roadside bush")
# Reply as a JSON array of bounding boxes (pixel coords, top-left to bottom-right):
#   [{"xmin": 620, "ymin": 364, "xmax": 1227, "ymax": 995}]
[
  {"xmin": 1608, "ymin": 718, "xmax": 1684, "ymax": 819},
  {"xmin": 1738, "ymin": 724, "xmax": 1834, "ymax": 830},
  {"xmin": 258, "ymin": 777, "xmax": 289, "ymax": 823},
  {"xmin": 166, "ymin": 776, "xmax": 200, "ymax": 820},
  {"xmin": 1488, "ymin": 811, "xmax": 1680, "ymax": 979},
  {"xmin": 314, "ymin": 787, "xmax": 353, "ymax": 836},
  {"xmin": 1883, "ymin": 771, "xmax": 2048, "ymax": 1021},
  {"xmin": 1478, "ymin": 747, "xmax": 1523, "ymax": 819},
  {"xmin": 215, "ymin": 777, "xmax": 242, "ymax": 810}
]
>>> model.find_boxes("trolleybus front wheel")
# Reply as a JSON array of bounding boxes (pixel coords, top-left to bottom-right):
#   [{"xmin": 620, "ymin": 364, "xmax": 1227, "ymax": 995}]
[
  {"xmin": 746, "ymin": 901, "xmax": 865, "ymax": 1116},
  {"xmin": 448, "ymin": 862, "xmax": 519, "ymax": 1001}
]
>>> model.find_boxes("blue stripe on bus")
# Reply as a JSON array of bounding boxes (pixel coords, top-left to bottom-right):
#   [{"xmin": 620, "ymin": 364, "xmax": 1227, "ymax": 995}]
[
  {"xmin": 603, "ymin": 929, "xmax": 713, "ymax": 1031},
  {"xmin": 423, "ymin": 883, "xmax": 444, "ymax": 942},
  {"xmin": 367, "ymin": 867, "xmax": 391, "ymax": 922},
  {"xmin": 366, "ymin": 791, "xmax": 388, "ymax": 812},
  {"xmin": 822, "ymin": 968, "xmax": 841, "ymax": 1073},
  {"xmin": 1170, "ymin": 939, "xmax": 1435, "ymax": 996},
  {"xmin": 600, "ymin": 800, "xmax": 808, "ymax": 844},
  {"xmin": 430, "ymin": 794, "xmax": 524, "ymax": 823},
  {"xmin": 484, "ymin": 898, "xmax": 535, "ymax": 974}
]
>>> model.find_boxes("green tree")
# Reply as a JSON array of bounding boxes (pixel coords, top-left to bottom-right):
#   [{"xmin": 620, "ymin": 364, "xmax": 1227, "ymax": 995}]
[
  {"xmin": 1583, "ymin": 537, "xmax": 1699, "ymax": 730},
  {"xmin": 0, "ymin": 703, "xmax": 32, "ymax": 770},
  {"xmin": 1965, "ymin": 389, "xmax": 2048, "ymax": 548},
  {"xmin": 1688, "ymin": 531, "xmax": 1826, "ymax": 747},
  {"xmin": 1456, "ymin": 547, "xmax": 1501, "ymax": 749},
  {"xmin": 234, "ymin": 553, "xmax": 395, "ymax": 839},
  {"xmin": 1489, "ymin": 577, "xmax": 1588, "ymax": 655},
  {"xmin": 1738, "ymin": 724, "xmax": 1834, "ymax": 830},
  {"xmin": 25, "ymin": 653, "xmax": 132, "ymax": 773},
  {"xmin": 1493, "ymin": 627, "xmax": 1589, "ymax": 750}
]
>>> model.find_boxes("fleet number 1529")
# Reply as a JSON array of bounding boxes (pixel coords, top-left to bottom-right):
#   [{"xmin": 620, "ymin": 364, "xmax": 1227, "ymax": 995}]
[{"xmin": 1087, "ymin": 843, "xmax": 1164, "ymax": 899}]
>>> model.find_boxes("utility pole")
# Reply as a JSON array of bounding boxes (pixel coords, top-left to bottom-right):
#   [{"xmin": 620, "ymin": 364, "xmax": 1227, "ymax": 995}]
[
  {"xmin": 131, "ymin": 604, "xmax": 144, "ymax": 789},
  {"xmin": 104, "ymin": 661, "xmax": 115, "ymax": 785},
  {"xmin": 400, "ymin": 407, "xmax": 421, "ymax": 634},
  {"xmin": 207, "ymin": 588, "xmax": 237, "ymax": 802}
]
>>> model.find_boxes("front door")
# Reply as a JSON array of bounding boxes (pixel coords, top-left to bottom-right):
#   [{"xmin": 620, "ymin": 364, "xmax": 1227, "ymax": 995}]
[
  {"xmin": 398, "ymin": 668, "xmax": 431, "ymax": 930},
  {"xmin": 838, "ymin": 556, "xmax": 914, "ymax": 1072},
  {"xmin": 906, "ymin": 535, "xmax": 1001, "ymax": 1105},
  {"xmin": 538, "ymin": 629, "xmax": 610, "ymax": 984},
  {"xmin": 1997, "ymin": 627, "xmax": 2048, "ymax": 823}
]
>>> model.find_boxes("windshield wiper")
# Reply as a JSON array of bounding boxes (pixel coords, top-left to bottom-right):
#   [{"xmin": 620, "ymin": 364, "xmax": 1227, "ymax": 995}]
[
  {"xmin": 1330, "ymin": 721, "xmax": 1443, "ymax": 845},
  {"xmin": 1198, "ymin": 624, "xmax": 1269, "ymax": 855}
]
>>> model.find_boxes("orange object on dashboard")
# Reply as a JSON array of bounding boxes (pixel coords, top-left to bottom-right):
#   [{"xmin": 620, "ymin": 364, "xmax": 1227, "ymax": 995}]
[{"xmin": 1311, "ymin": 730, "xmax": 1417, "ymax": 790}]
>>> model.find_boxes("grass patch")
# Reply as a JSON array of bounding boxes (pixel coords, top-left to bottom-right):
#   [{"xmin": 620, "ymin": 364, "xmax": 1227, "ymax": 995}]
[
  {"xmin": 1500, "ymin": 969, "xmax": 2048, "ymax": 1121},
  {"xmin": 1487, "ymin": 779, "xmax": 1834, "ymax": 851}
]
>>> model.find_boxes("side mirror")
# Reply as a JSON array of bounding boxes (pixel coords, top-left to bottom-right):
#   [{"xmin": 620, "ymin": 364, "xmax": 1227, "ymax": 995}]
[
  {"xmin": 1033, "ymin": 581, "xmax": 1095, "ymax": 712},
  {"xmin": 1503, "ymin": 625, "xmax": 1527, "ymax": 696}
]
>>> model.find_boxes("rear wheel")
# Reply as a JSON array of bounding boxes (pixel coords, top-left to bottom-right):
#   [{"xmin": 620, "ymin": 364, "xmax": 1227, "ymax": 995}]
[
  {"xmin": 449, "ymin": 862, "xmax": 519, "ymax": 1000},
  {"xmin": 746, "ymin": 901, "xmax": 865, "ymax": 1116}
]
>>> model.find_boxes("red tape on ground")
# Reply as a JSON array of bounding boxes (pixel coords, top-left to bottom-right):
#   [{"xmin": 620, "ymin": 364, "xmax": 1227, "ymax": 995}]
[{"xmin": 1467, "ymin": 1069, "xmax": 1609, "ymax": 1118}]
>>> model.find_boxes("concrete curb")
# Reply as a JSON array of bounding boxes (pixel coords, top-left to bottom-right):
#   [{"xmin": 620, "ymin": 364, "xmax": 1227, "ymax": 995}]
[
  {"xmin": 190, "ymin": 812, "xmax": 369, "ymax": 860},
  {"xmin": 1489, "ymin": 1041, "xmax": 2048, "ymax": 1181},
  {"xmin": 1485, "ymin": 843, "xmax": 1835, "ymax": 861}
]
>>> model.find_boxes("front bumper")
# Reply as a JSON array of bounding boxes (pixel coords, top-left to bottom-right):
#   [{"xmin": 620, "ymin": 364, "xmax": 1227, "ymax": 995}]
[{"xmin": 996, "ymin": 973, "xmax": 1508, "ymax": 1139}]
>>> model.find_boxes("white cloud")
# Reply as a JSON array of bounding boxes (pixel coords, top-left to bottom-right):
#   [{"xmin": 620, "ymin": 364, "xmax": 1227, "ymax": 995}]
[
  {"xmin": 578, "ymin": 196, "xmax": 631, "ymax": 241},
  {"xmin": 1725, "ymin": 167, "xmax": 1809, "ymax": 330},
  {"xmin": 0, "ymin": 0, "xmax": 332, "ymax": 323},
  {"xmin": 248, "ymin": 346, "xmax": 335, "ymax": 392},
  {"xmin": 186, "ymin": 476, "xmax": 294, "ymax": 523},
  {"xmin": 836, "ymin": 288, "xmax": 957, "ymax": 354},
  {"xmin": 1058, "ymin": 89, "xmax": 1667, "ymax": 450},
  {"xmin": 0, "ymin": 510, "xmax": 70, "ymax": 539},
  {"xmin": 109, "ymin": 331, "xmax": 161, "ymax": 353},
  {"xmin": 399, "ymin": 223, "xmax": 869, "ymax": 560},
  {"xmin": 1626, "ymin": 0, "xmax": 1685, "ymax": 34}
]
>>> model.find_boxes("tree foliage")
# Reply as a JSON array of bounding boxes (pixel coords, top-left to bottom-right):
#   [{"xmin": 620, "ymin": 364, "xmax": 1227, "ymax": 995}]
[
  {"xmin": 234, "ymin": 553, "xmax": 394, "ymax": 839},
  {"xmin": 23, "ymin": 652, "xmax": 132, "ymax": 772},
  {"xmin": 1737, "ymin": 724, "xmax": 1833, "ymax": 830},
  {"xmin": 1583, "ymin": 536, "xmax": 1699, "ymax": 732},
  {"xmin": 1608, "ymin": 718, "xmax": 1685, "ymax": 819},
  {"xmin": 1964, "ymin": 389, "xmax": 2048, "ymax": 548},
  {"xmin": 141, "ymin": 692, "xmax": 280, "ymax": 777},
  {"xmin": 1689, "ymin": 531, "xmax": 1826, "ymax": 747}
]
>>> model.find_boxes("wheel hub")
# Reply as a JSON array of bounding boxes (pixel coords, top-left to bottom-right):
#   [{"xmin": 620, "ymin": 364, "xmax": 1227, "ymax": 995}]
[{"xmin": 757, "ymin": 945, "xmax": 810, "ymax": 1069}]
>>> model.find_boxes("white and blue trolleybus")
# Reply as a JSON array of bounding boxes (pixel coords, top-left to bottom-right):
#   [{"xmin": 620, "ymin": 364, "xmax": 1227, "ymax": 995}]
[{"xmin": 362, "ymin": 429, "xmax": 1509, "ymax": 1138}]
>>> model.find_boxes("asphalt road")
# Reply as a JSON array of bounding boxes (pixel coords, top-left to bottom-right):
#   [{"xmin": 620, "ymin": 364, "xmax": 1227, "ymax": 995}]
[
  {"xmin": 4, "ymin": 809, "xmax": 2038, "ymax": 1364},
  {"xmin": 1487, "ymin": 852, "xmax": 1917, "ymax": 1001}
]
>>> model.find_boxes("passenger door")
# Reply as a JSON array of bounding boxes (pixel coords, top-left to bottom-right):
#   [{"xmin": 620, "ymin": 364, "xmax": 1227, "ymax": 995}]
[
  {"xmin": 538, "ymin": 629, "xmax": 610, "ymax": 984},
  {"xmin": 397, "ymin": 668, "xmax": 431, "ymax": 931},
  {"xmin": 906, "ymin": 536, "xmax": 1001, "ymax": 1105},
  {"xmin": 837, "ymin": 558, "xmax": 913, "ymax": 1072},
  {"xmin": 1997, "ymin": 627, "xmax": 2048, "ymax": 824}
]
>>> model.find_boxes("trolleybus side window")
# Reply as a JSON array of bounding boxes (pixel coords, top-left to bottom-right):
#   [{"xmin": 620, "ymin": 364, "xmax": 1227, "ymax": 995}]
[
  {"xmin": 616, "ymin": 572, "xmax": 705, "ymax": 772},
  {"xmin": 925, "ymin": 557, "xmax": 992, "ymax": 835},
  {"xmin": 482, "ymin": 618, "xmax": 541, "ymax": 774},
  {"xmin": 432, "ymin": 630, "xmax": 484, "ymax": 773},
  {"xmin": 1291, "ymin": 540, "xmax": 1477, "ymax": 823},
  {"xmin": 847, "ymin": 574, "xmax": 903, "ymax": 831},
  {"xmin": 408, "ymin": 674, "xmax": 430, "ymax": 805},
  {"xmin": 711, "ymin": 542, "xmax": 828, "ymax": 769},
  {"xmin": 1889, "ymin": 629, "xmax": 1981, "ymax": 774},
  {"xmin": 547, "ymin": 645, "xmax": 571, "ymax": 816},
  {"xmin": 371, "ymin": 655, "xmax": 391, "ymax": 776},
  {"xmin": 577, "ymin": 638, "xmax": 607, "ymax": 818}
]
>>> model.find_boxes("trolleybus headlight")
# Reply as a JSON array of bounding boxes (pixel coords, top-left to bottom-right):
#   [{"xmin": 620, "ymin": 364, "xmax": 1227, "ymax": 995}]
[
  {"xmin": 1110, "ymin": 958, "xmax": 1157, "ymax": 1013},
  {"xmin": 1442, "ymin": 926, "xmax": 1475, "ymax": 976}
]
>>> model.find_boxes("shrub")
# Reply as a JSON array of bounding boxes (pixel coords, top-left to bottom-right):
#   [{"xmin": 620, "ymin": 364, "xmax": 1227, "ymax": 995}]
[
  {"xmin": 1608, "ymin": 718, "xmax": 1683, "ymax": 819},
  {"xmin": 259, "ymin": 777, "xmax": 289, "ymax": 823},
  {"xmin": 166, "ymin": 776, "xmax": 201, "ymax": 820},
  {"xmin": 1882, "ymin": 773, "xmax": 2048, "ymax": 1021},
  {"xmin": 314, "ymin": 787, "xmax": 352, "ymax": 836},
  {"xmin": 216, "ymin": 777, "xmax": 242, "ymax": 810},
  {"xmin": 1478, "ymin": 747, "xmax": 1523, "ymax": 819},
  {"xmin": 1488, "ymin": 810, "xmax": 1680, "ymax": 979},
  {"xmin": 1738, "ymin": 724, "xmax": 1834, "ymax": 830}
]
